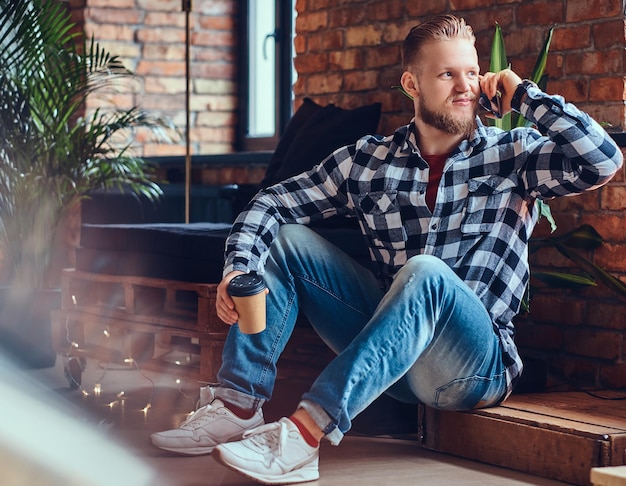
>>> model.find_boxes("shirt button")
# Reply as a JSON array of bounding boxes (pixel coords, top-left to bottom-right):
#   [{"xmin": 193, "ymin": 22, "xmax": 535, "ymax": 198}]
[{"xmin": 431, "ymin": 224, "xmax": 437, "ymax": 230}]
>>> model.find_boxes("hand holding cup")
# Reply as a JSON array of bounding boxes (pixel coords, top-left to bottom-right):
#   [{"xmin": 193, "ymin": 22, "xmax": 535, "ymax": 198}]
[{"xmin": 226, "ymin": 273, "xmax": 268, "ymax": 334}]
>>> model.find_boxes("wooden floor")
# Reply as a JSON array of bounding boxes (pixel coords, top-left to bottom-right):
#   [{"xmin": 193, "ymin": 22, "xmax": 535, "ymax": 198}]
[{"xmin": 11, "ymin": 356, "xmax": 570, "ymax": 486}]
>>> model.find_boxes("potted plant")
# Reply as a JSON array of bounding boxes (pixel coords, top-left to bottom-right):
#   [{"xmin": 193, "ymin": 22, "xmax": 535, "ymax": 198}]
[
  {"xmin": 0, "ymin": 0, "xmax": 175, "ymax": 367},
  {"xmin": 485, "ymin": 24, "xmax": 626, "ymax": 306}
]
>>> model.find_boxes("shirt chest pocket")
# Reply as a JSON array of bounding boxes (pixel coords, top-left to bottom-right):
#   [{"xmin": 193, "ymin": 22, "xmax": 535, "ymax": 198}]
[
  {"xmin": 357, "ymin": 191, "xmax": 408, "ymax": 250},
  {"xmin": 461, "ymin": 176, "xmax": 519, "ymax": 235}
]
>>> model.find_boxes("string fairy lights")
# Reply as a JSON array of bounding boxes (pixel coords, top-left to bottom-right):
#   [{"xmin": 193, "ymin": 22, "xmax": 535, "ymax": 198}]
[
  {"xmin": 61, "ymin": 292, "xmax": 201, "ymax": 420},
  {"xmin": 61, "ymin": 295, "xmax": 156, "ymax": 415}
]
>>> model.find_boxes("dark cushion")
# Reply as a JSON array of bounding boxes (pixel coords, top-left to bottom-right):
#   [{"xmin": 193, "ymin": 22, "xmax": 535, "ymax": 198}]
[
  {"xmin": 76, "ymin": 222, "xmax": 373, "ymax": 283},
  {"xmin": 260, "ymin": 99, "xmax": 381, "ymax": 188},
  {"xmin": 76, "ymin": 223, "xmax": 232, "ymax": 283},
  {"xmin": 260, "ymin": 98, "xmax": 324, "ymax": 188}
]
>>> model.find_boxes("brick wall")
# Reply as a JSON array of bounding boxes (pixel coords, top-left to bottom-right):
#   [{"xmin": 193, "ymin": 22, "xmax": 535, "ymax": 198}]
[
  {"xmin": 69, "ymin": 1, "xmax": 625, "ymax": 152},
  {"xmin": 294, "ymin": 0, "xmax": 624, "ymax": 134},
  {"xmin": 68, "ymin": 0, "xmax": 239, "ymax": 158},
  {"xmin": 70, "ymin": 0, "xmax": 625, "ymax": 389}
]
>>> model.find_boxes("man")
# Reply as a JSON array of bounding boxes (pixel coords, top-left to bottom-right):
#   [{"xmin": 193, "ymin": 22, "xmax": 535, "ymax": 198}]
[{"xmin": 151, "ymin": 14, "xmax": 622, "ymax": 484}]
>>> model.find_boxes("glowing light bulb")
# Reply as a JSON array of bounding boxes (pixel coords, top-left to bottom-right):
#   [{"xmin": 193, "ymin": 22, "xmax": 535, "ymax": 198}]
[
  {"xmin": 94, "ymin": 383, "xmax": 101, "ymax": 397},
  {"xmin": 103, "ymin": 329, "xmax": 110, "ymax": 338}
]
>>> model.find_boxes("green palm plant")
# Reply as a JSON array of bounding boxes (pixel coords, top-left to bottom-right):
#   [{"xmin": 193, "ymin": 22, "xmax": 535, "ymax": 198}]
[
  {"xmin": 488, "ymin": 23, "xmax": 557, "ymax": 234},
  {"xmin": 486, "ymin": 23, "xmax": 626, "ymax": 310},
  {"xmin": 529, "ymin": 225, "xmax": 626, "ymax": 294},
  {"xmin": 0, "ymin": 0, "xmax": 176, "ymax": 289},
  {"xmin": 487, "ymin": 23, "xmax": 553, "ymax": 130}
]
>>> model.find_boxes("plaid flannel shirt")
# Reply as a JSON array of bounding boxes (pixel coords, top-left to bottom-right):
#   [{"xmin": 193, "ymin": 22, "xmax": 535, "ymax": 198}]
[{"xmin": 224, "ymin": 83, "xmax": 623, "ymax": 393}]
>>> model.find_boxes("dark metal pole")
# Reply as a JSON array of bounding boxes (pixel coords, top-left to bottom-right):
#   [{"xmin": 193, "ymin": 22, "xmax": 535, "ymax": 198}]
[{"xmin": 183, "ymin": 0, "xmax": 192, "ymax": 223}]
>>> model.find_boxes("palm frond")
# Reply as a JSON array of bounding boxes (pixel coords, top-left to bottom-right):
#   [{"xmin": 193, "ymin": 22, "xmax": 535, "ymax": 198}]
[
  {"xmin": 0, "ymin": 0, "xmax": 176, "ymax": 287},
  {"xmin": 488, "ymin": 23, "xmax": 512, "ymax": 130},
  {"xmin": 532, "ymin": 271, "xmax": 597, "ymax": 289},
  {"xmin": 514, "ymin": 25, "xmax": 554, "ymax": 128}
]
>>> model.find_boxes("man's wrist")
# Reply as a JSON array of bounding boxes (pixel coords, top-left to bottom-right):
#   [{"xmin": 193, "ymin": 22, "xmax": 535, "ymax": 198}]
[{"xmin": 511, "ymin": 80, "xmax": 537, "ymax": 112}]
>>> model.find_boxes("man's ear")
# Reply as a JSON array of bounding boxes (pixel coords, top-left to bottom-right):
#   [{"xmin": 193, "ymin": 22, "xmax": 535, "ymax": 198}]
[{"xmin": 400, "ymin": 71, "xmax": 419, "ymax": 99}]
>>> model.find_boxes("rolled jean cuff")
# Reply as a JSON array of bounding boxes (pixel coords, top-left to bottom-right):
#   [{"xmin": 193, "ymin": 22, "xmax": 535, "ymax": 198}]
[
  {"xmin": 298, "ymin": 399, "xmax": 343, "ymax": 446},
  {"xmin": 215, "ymin": 386, "xmax": 264, "ymax": 411}
]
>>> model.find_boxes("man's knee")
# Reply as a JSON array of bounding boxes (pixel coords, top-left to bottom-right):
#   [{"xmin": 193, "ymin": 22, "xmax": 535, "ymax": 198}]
[{"xmin": 398, "ymin": 254, "xmax": 450, "ymax": 280}]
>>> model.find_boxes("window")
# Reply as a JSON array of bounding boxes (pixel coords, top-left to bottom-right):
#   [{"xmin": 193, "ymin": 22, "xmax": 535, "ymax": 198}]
[{"xmin": 238, "ymin": 0, "xmax": 295, "ymax": 151}]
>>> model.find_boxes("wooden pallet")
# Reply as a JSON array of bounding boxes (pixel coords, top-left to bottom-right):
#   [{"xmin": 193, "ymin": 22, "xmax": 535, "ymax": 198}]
[
  {"xmin": 420, "ymin": 391, "xmax": 626, "ymax": 485},
  {"xmin": 51, "ymin": 269, "xmax": 229, "ymax": 383}
]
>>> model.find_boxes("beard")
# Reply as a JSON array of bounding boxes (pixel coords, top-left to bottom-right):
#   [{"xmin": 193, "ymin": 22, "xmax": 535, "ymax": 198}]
[{"xmin": 418, "ymin": 95, "xmax": 478, "ymax": 138}]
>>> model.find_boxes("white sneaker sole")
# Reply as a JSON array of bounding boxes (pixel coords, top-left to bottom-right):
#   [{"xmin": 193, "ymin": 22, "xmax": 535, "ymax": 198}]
[
  {"xmin": 213, "ymin": 448, "xmax": 320, "ymax": 485},
  {"xmin": 150, "ymin": 416, "xmax": 265, "ymax": 456},
  {"xmin": 149, "ymin": 440, "xmax": 217, "ymax": 456}
]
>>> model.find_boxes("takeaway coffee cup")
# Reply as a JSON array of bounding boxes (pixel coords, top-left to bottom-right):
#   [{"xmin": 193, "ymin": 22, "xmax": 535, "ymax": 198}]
[{"xmin": 227, "ymin": 273, "xmax": 267, "ymax": 334}]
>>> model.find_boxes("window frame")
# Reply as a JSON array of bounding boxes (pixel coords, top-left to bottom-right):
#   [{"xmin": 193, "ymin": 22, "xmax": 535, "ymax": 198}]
[{"xmin": 237, "ymin": 0, "xmax": 294, "ymax": 152}]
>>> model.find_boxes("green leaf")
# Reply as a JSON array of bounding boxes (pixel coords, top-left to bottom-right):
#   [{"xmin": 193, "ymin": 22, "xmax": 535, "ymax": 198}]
[
  {"xmin": 551, "ymin": 241, "xmax": 626, "ymax": 297},
  {"xmin": 555, "ymin": 224, "xmax": 604, "ymax": 250},
  {"xmin": 527, "ymin": 223, "xmax": 626, "ymax": 307},
  {"xmin": 532, "ymin": 271, "xmax": 597, "ymax": 289},
  {"xmin": 489, "ymin": 23, "xmax": 508, "ymax": 73},
  {"xmin": 488, "ymin": 24, "xmax": 512, "ymax": 130},
  {"xmin": 529, "ymin": 26, "xmax": 554, "ymax": 86},
  {"xmin": 532, "ymin": 224, "xmax": 605, "ymax": 252},
  {"xmin": 514, "ymin": 26, "xmax": 553, "ymax": 128},
  {"xmin": 537, "ymin": 200, "xmax": 557, "ymax": 233}
]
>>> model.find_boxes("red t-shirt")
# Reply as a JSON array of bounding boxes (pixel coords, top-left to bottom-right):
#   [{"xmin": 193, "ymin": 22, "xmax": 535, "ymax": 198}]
[{"xmin": 422, "ymin": 153, "xmax": 449, "ymax": 212}]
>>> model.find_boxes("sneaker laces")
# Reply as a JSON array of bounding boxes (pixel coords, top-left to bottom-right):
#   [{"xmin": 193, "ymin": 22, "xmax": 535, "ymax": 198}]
[
  {"xmin": 241, "ymin": 420, "xmax": 289, "ymax": 457},
  {"xmin": 179, "ymin": 401, "xmax": 221, "ymax": 430}
]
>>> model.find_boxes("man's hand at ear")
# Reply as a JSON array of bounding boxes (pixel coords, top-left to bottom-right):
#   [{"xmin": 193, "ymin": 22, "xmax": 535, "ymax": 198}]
[{"xmin": 480, "ymin": 69, "xmax": 523, "ymax": 117}]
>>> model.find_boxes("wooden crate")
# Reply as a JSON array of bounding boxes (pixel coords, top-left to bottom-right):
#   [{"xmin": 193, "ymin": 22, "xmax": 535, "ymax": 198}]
[
  {"xmin": 51, "ymin": 269, "xmax": 229, "ymax": 383},
  {"xmin": 50, "ymin": 269, "xmax": 338, "ymax": 385},
  {"xmin": 420, "ymin": 392, "xmax": 626, "ymax": 485},
  {"xmin": 57, "ymin": 269, "xmax": 223, "ymax": 332}
]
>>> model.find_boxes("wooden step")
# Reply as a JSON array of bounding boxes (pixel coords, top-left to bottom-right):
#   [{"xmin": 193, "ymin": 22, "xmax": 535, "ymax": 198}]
[
  {"xmin": 419, "ymin": 391, "xmax": 626, "ymax": 485},
  {"xmin": 591, "ymin": 466, "xmax": 626, "ymax": 486}
]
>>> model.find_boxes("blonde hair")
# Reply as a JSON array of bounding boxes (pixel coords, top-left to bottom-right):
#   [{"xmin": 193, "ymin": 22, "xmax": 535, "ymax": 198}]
[{"xmin": 402, "ymin": 15, "xmax": 476, "ymax": 71}]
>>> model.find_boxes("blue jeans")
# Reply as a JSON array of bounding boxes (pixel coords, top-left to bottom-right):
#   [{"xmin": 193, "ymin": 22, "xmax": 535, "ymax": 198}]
[{"xmin": 216, "ymin": 225, "xmax": 507, "ymax": 444}]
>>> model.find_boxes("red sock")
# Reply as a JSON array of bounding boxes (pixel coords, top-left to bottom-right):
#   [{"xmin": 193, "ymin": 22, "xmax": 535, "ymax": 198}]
[
  {"xmin": 289, "ymin": 415, "xmax": 320, "ymax": 447},
  {"xmin": 222, "ymin": 400, "xmax": 256, "ymax": 420}
]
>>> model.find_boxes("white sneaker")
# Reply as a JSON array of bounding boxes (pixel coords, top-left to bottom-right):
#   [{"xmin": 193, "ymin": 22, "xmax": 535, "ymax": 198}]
[
  {"xmin": 150, "ymin": 395, "xmax": 264, "ymax": 456},
  {"xmin": 214, "ymin": 417, "xmax": 319, "ymax": 484}
]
